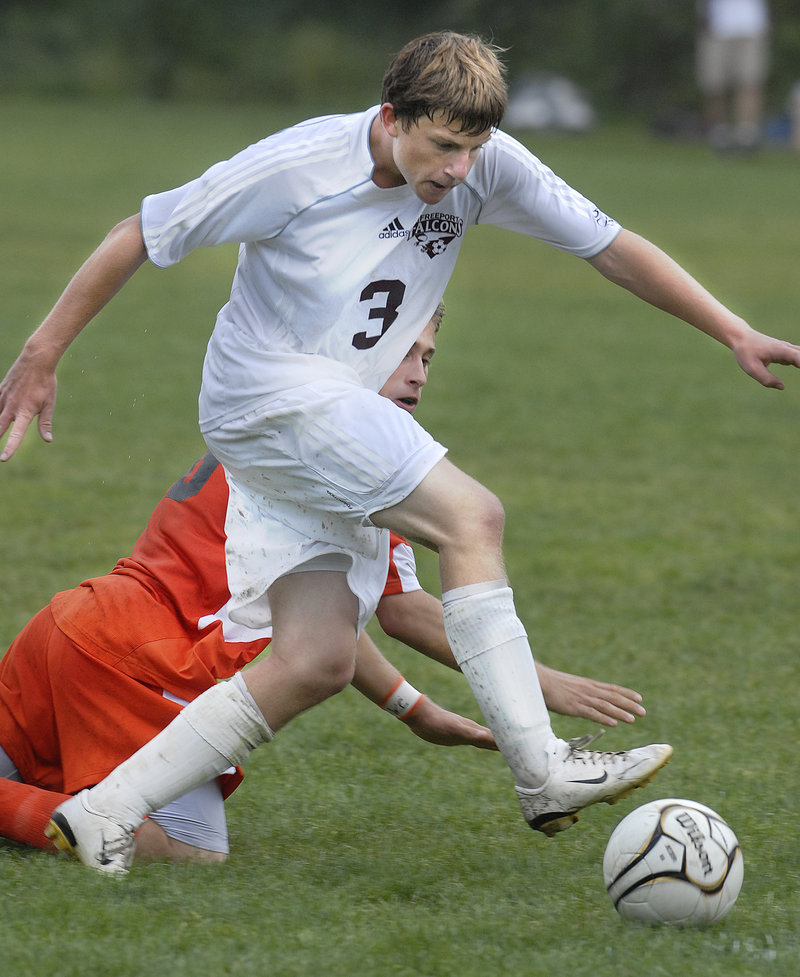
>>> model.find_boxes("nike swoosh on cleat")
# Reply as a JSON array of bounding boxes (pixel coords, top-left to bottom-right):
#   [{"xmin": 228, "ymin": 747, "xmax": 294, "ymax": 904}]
[
  {"xmin": 98, "ymin": 840, "xmax": 116, "ymax": 866},
  {"xmin": 566, "ymin": 772, "xmax": 609, "ymax": 785}
]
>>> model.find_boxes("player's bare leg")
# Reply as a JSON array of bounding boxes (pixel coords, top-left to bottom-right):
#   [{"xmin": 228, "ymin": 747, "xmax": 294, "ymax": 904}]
[
  {"xmin": 374, "ymin": 457, "xmax": 557, "ymax": 784},
  {"xmin": 734, "ymin": 83, "xmax": 763, "ymax": 150},
  {"xmin": 373, "ymin": 457, "xmax": 671, "ymax": 835},
  {"xmin": 134, "ymin": 819, "xmax": 227, "ymax": 864},
  {"xmin": 48, "ymin": 571, "xmax": 360, "ymax": 872},
  {"xmin": 240, "ymin": 570, "xmax": 360, "ymax": 731}
]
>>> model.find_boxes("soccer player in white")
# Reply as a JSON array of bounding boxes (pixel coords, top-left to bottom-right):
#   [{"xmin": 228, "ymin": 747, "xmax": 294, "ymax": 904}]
[
  {"xmin": 2, "ymin": 32, "xmax": 799, "ymax": 871},
  {"xmin": 0, "ymin": 311, "xmax": 651, "ymax": 864}
]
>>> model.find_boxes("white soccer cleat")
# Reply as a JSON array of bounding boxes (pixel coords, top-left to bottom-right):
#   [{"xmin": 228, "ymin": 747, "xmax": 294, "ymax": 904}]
[
  {"xmin": 516, "ymin": 734, "xmax": 673, "ymax": 837},
  {"xmin": 45, "ymin": 790, "xmax": 137, "ymax": 875}
]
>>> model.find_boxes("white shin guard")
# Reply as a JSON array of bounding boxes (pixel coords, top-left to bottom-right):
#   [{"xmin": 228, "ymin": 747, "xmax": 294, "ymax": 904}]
[
  {"xmin": 442, "ymin": 584, "xmax": 555, "ymax": 788},
  {"xmin": 86, "ymin": 672, "xmax": 273, "ymax": 829}
]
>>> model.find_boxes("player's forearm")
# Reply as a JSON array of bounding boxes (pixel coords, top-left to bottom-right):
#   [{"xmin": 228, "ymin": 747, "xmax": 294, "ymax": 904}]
[
  {"xmin": 25, "ymin": 215, "xmax": 147, "ymax": 367},
  {"xmin": 350, "ymin": 632, "xmax": 495, "ymax": 749},
  {"xmin": 375, "ymin": 590, "xmax": 458, "ymax": 668},
  {"xmin": 351, "ymin": 632, "xmax": 427, "ymax": 722},
  {"xmin": 588, "ymin": 228, "xmax": 751, "ymax": 349},
  {"xmin": 350, "ymin": 631, "xmax": 404, "ymax": 705}
]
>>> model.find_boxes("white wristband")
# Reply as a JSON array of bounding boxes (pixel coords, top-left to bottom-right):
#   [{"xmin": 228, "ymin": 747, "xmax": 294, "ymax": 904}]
[{"xmin": 380, "ymin": 678, "xmax": 425, "ymax": 720}]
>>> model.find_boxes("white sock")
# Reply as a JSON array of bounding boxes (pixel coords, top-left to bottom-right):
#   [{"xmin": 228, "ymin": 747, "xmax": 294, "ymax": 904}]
[
  {"xmin": 442, "ymin": 583, "xmax": 555, "ymax": 788},
  {"xmin": 86, "ymin": 672, "xmax": 273, "ymax": 828}
]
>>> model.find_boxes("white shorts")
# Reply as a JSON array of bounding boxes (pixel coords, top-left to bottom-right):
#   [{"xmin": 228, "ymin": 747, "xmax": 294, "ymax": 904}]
[
  {"xmin": 148, "ymin": 779, "xmax": 229, "ymax": 854},
  {"xmin": 205, "ymin": 376, "xmax": 447, "ymax": 631},
  {"xmin": 697, "ymin": 33, "xmax": 769, "ymax": 94}
]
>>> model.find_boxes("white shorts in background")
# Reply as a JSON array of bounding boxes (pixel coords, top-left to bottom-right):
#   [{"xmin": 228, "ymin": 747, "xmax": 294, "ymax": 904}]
[
  {"xmin": 697, "ymin": 32, "xmax": 770, "ymax": 93},
  {"xmin": 205, "ymin": 377, "xmax": 447, "ymax": 632}
]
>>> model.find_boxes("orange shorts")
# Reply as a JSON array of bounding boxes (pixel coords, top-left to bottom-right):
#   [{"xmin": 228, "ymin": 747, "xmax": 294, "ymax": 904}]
[{"xmin": 0, "ymin": 605, "xmax": 241, "ymax": 797}]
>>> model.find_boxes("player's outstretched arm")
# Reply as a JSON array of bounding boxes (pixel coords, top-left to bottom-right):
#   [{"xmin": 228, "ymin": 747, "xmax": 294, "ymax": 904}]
[
  {"xmin": 375, "ymin": 589, "xmax": 645, "ymax": 726},
  {"xmin": 587, "ymin": 228, "xmax": 800, "ymax": 389},
  {"xmin": 535, "ymin": 665, "xmax": 645, "ymax": 728},
  {"xmin": 351, "ymin": 631, "xmax": 496, "ymax": 750},
  {"xmin": 0, "ymin": 215, "xmax": 147, "ymax": 462}
]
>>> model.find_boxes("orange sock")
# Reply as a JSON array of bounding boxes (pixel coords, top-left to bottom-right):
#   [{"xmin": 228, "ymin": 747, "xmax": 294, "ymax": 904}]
[{"xmin": 0, "ymin": 778, "xmax": 70, "ymax": 851}]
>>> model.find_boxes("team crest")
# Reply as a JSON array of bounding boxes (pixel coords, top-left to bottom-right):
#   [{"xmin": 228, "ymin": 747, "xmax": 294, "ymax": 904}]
[{"xmin": 409, "ymin": 212, "xmax": 463, "ymax": 259}]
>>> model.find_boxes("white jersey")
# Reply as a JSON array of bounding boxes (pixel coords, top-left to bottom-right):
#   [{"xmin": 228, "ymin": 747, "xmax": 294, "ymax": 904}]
[{"xmin": 141, "ymin": 106, "xmax": 620, "ymax": 432}]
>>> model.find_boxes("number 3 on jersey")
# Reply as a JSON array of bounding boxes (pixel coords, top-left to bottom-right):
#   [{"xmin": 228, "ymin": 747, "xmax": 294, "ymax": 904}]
[{"xmin": 352, "ymin": 279, "xmax": 406, "ymax": 350}]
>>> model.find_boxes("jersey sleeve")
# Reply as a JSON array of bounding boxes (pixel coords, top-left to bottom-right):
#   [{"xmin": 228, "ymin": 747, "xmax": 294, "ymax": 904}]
[
  {"xmin": 141, "ymin": 116, "xmax": 362, "ymax": 268},
  {"xmin": 382, "ymin": 532, "xmax": 422, "ymax": 596},
  {"xmin": 474, "ymin": 130, "xmax": 620, "ymax": 258},
  {"xmin": 141, "ymin": 144, "xmax": 291, "ymax": 267}
]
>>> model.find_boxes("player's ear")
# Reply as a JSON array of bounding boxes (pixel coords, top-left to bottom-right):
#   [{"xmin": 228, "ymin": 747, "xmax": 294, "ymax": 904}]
[{"xmin": 380, "ymin": 103, "xmax": 400, "ymax": 137}]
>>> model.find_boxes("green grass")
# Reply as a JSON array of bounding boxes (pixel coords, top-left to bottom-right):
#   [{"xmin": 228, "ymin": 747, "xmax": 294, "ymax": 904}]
[{"xmin": 2, "ymin": 97, "xmax": 799, "ymax": 975}]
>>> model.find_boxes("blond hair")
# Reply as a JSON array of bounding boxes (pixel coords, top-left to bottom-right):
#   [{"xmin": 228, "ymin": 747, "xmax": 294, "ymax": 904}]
[
  {"xmin": 381, "ymin": 32, "xmax": 507, "ymax": 136},
  {"xmin": 430, "ymin": 301, "xmax": 446, "ymax": 332}
]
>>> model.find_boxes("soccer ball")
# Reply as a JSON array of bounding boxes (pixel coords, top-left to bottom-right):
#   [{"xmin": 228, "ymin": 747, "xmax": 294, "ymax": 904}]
[{"xmin": 603, "ymin": 798, "xmax": 743, "ymax": 926}]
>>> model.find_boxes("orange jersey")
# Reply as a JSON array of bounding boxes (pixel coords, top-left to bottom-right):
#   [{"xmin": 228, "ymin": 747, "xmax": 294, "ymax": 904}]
[
  {"xmin": 0, "ymin": 453, "xmax": 418, "ymax": 793},
  {"xmin": 49, "ymin": 453, "xmax": 418, "ymax": 702}
]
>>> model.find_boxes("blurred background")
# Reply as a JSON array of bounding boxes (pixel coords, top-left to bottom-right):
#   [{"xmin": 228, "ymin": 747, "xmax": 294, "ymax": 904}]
[
  {"xmin": 2, "ymin": 8, "xmax": 800, "ymax": 971},
  {"xmin": 1, "ymin": 0, "xmax": 798, "ymax": 143}
]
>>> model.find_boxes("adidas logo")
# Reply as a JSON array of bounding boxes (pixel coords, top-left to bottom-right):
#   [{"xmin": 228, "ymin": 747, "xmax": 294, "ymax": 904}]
[{"xmin": 379, "ymin": 218, "xmax": 408, "ymax": 240}]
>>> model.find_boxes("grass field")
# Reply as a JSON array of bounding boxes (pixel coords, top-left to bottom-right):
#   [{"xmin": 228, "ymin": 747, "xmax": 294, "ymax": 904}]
[{"xmin": 1, "ymin": 96, "xmax": 799, "ymax": 976}]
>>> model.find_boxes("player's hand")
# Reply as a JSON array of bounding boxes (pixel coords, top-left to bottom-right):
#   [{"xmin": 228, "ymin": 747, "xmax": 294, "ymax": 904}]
[
  {"xmin": 0, "ymin": 346, "xmax": 57, "ymax": 462},
  {"xmin": 731, "ymin": 329, "xmax": 800, "ymax": 390},
  {"xmin": 537, "ymin": 664, "xmax": 646, "ymax": 727},
  {"xmin": 402, "ymin": 696, "xmax": 497, "ymax": 750}
]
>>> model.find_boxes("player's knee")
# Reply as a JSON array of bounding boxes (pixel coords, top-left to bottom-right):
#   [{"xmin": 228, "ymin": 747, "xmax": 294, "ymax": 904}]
[
  {"xmin": 313, "ymin": 654, "xmax": 356, "ymax": 697},
  {"xmin": 457, "ymin": 483, "xmax": 505, "ymax": 548},
  {"xmin": 477, "ymin": 488, "xmax": 505, "ymax": 541},
  {"xmin": 326, "ymin": 652, "xmax": 357, "ymax": 695},
  {"xmin": 293, "ymin": 643, "xmax": 356, "ymax": 701}
]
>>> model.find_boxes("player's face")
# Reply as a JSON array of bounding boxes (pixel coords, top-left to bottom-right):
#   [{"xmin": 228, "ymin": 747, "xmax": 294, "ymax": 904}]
[
  {"xmin": 379, "ymin": 105, "xmax": 492, "ymax": 205},
  {"xmin": 379, "ymin": 319, "xmax": 437, "ymax": 415}
]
